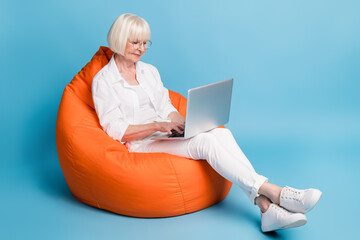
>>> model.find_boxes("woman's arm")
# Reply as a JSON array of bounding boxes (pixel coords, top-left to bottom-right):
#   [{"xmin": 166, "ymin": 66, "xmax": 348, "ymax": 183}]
[
  {"xmin": 92, "ymin": 76, "xmax": 130, "ymax": 144},
  {"xmin": 121, "ymin": 121, "xmax": 185, "ymax": 142}
]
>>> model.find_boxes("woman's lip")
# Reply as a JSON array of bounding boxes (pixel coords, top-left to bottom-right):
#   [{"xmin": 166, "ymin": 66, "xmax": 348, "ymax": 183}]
[{"xmin": 133, "ymin": 53, "xmax": 141, "ymax": 57}]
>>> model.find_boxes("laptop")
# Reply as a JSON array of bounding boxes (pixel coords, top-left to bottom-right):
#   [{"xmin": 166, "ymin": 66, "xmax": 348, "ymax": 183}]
[{"xmin": 151, "ymin": 78, "xmax": 233, "ymax": 140}]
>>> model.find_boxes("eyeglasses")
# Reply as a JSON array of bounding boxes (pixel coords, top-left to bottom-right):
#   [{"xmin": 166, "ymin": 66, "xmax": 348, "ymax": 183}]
[{"xmin": 129, "ymin": 40, "xmax": 152, "ymax": 50}]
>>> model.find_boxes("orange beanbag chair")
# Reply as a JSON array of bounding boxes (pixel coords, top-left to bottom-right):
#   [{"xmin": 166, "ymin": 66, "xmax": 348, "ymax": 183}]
[{"xmin": 56, "ymin": 46, "xmax": 232, "ymax": 217}]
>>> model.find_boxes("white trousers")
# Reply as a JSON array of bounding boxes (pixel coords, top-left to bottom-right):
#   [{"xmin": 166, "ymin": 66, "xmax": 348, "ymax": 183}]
[{"xmin": 126, "ymin": 128, "xmax": 268, "ymax": 203}]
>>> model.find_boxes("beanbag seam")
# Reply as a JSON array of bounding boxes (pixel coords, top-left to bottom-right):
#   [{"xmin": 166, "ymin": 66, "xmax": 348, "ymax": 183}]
[{"xmin": 168, "ymin": 158, "xmax": 187, "ymax": 214}]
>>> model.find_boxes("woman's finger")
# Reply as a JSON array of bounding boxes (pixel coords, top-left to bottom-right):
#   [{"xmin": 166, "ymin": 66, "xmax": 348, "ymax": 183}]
[{"xmin": 175, "ymin": 126, "xmax": 182, "ymax": 133}]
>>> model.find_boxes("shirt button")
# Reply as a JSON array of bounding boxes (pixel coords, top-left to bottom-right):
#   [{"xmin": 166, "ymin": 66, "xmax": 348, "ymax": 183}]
[{"xmin": 141, "ymin": 70, "xmax": 145, "ymax": 74}]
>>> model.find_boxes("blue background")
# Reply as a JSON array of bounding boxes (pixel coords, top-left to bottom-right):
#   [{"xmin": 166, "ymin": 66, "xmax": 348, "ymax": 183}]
[{"xmin": 1, "ymin": 0, "xmax": 359, "ymax": 239}]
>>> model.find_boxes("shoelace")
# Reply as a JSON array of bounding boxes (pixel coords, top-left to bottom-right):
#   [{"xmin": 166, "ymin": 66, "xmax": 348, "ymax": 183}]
[
  {"xmin": 281, "ymin": 186, "xmax": 304, "ymax": 203},
  {"xmin": 272, "ymin": 204, "xmax": 291, "ymax": 216}
]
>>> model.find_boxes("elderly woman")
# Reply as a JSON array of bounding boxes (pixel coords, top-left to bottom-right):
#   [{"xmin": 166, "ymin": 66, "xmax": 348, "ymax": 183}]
[{"xmin": 92, "ymin": 13, "xmax": 321, "ymax": 232}]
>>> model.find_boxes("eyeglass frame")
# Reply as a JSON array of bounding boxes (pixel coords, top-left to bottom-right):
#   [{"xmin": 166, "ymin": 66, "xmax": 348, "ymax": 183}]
[{"xmin": 129, "ymin": 40, "xmax": 152, "ymax": 50}]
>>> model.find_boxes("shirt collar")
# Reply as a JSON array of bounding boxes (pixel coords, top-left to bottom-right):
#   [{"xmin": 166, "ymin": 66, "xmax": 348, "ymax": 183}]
[
  {"xmin": 108, "ymin": 54, "xmax": 123, "ymax": 84},
  {"xmin": 108, "ymin": 54, "xmax": 145, "ymax": 87}
]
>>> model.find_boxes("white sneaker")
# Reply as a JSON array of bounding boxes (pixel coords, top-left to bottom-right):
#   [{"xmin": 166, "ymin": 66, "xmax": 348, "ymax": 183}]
[
  {"xmin": 261, "ymin": 204, "xmax": 307, "ymax": 232},
  {"xmin": 280, "ymin": 186, "xmax": 322, "ymax": 213}
]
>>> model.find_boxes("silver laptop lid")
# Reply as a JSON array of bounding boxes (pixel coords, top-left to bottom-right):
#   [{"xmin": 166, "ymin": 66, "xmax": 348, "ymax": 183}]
[{"xmin": 184, "ymin": 78, "xmax": 233, "ymax": 138}]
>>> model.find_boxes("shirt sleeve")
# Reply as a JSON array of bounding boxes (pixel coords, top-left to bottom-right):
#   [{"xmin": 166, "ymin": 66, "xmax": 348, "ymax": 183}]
[
  {"xmin": 149, "ymin": 65, "xmax": 178, "ymax": 119},
  {"xmin": 92, "ymin": 76, "xmax": 129, "ymax": 144}
]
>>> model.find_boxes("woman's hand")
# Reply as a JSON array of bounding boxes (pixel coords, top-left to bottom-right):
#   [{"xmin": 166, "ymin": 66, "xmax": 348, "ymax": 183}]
[
  {"xmin": 156, "ymin": 122, "xmax": 185, "ymax": 135},
  {"xmin": 122, "ymin": 121, "xmax": 184, "ymax": 142},
  {"xmin": 167, "ymin": 111, "xmax": 185, "ymax": 125}
]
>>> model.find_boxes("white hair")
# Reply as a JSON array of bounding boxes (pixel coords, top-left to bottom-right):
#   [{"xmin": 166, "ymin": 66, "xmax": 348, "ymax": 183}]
[{"xmin": 107, "ymin": 13, "xmax": 151, "ymax": 56}]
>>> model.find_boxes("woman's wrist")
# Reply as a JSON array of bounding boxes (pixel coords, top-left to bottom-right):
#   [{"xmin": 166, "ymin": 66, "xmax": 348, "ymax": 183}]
[{"xmin": 152, "ymin": 122, "xmax": 160, "ymax": 132}]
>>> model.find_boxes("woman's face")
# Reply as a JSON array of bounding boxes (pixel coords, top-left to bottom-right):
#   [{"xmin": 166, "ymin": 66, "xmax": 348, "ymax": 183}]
[{"xmin": 123, "ymin": 39, "xmax": 148, "ymax": 63}]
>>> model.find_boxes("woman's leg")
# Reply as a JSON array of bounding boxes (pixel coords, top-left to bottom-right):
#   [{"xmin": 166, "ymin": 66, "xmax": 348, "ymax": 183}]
[
  {"xmin": 128, "ymin": 128, "xmax": 268, "ymax": 204},
  {"xmin": 208, "ymin": 129, "xmax": 284, "ymax": 205},
  {"xmin": 128, "ymin": 129, "xmax": 314, "ymax": 232},
  {"xmin": 207, "ymin": 128, "xmax": 256, "ymax": 172},
  {"xmin": 187, "ymin": 129, "xmax": 268, "ymax": 203},
  {"xmin": 258, "ymin": 182, "xmax": 282, "ymax": 204},
  {"xmin": 255, "ymin": 195, "xmax": 272, "ymax": 213}
]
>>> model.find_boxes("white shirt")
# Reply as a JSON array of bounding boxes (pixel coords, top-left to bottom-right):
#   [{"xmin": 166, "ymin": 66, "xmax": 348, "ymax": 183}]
[
  {"xmin": 92, "ymin": 54, "xmax": 178, "ymax": 144},
  {"xmin": 128, "ymin": 84, "xmax": 158, "ymax": 124}
]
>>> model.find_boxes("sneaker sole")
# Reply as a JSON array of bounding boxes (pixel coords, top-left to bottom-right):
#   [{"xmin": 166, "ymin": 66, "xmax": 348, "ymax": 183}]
[{"xmin": 262, "ymin": 218, "xmax": 307, "ymax": 232}]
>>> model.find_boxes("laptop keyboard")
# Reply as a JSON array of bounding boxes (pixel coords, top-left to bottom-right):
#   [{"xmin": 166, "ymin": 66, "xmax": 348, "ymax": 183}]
[{"xmin": 169, "ymin": 129, "xmax": 185, "ymax": 138}]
